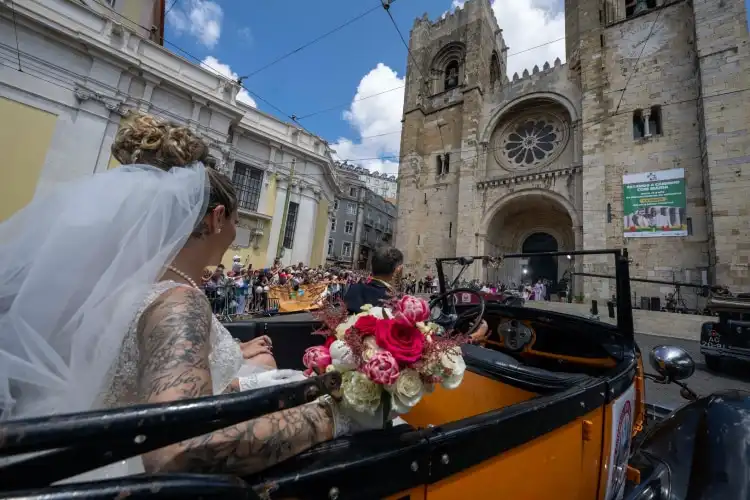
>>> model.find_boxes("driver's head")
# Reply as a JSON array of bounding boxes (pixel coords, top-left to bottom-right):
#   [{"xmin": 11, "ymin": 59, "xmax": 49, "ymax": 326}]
[{"xmin": 371, "ymin": 245, "xmax": 403, "ymax": 278}]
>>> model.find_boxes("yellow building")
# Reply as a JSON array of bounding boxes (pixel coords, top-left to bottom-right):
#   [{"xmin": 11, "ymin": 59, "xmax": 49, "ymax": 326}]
[{"xmin": 1, "ymin": 0, "xmax": 339, "ymax": 269}]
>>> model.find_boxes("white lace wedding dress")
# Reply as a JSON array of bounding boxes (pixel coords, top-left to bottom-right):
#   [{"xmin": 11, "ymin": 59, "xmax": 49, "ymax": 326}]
[{"xmin": 65, "ymin": 281, "xmax": 301, "ymax": 482}]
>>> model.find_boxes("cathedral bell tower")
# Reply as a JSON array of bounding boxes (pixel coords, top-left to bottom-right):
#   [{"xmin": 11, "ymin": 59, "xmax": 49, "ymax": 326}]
[{"xmin": 395, "ymin": 0, "xmax": 507, "ymax": 277}]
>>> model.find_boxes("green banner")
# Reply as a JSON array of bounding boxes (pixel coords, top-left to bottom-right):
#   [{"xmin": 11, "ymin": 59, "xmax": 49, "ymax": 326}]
[{"xmin": 622, "ymin": 168, "xmax": 687, "ymax": 238}]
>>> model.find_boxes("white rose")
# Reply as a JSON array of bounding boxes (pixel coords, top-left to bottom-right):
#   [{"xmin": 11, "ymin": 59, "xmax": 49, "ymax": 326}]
[
  {"xmin": 368, "ymin": 307, "xmax": 393, "ymax": 319},
  {"xmin": 335, "ymin": 312, "xmax": 367, "ymax": 339},
  {"xmin": 341, "ymin": 371, "xmax": 382, "ymax": 415},
  {"xmin": 439, "ymin": 347, "xmax": 466, "ymax": 390},
  {"xmin": 386, "ymin": 369, "xmax": 424, "ymax": 415},
  {"xmin": 329, "ymin": 340, "xmax": 357, "ymax": 371}
]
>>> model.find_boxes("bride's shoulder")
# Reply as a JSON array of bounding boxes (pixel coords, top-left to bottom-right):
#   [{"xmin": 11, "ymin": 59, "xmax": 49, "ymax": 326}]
[{"xmin": 138, "ymin": 282, "xmax": 211, "ymax": 330}]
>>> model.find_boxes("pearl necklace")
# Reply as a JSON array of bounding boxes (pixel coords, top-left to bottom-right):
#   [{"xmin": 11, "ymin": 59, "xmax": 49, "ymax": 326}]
[{"xmin": 167, "ymin": 265, "xmax": 199, "ymax": 289}]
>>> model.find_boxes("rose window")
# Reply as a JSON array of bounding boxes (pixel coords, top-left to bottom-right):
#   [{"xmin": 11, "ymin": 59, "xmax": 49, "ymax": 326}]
[{"xmin": 494, "ymin": 114, "xmax": 567, "ymax": 170}]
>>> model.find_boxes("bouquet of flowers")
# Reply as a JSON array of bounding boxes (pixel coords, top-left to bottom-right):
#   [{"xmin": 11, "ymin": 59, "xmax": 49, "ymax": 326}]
[{"xmin": 303, "ymin": 295, "xmax": 469, "ymax": 416}]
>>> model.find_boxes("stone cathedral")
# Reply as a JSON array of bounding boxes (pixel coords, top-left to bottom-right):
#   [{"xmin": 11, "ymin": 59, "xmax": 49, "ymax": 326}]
[{"xmin": 394, "ymin": 0, "xmax": 750, "ymax": 300}]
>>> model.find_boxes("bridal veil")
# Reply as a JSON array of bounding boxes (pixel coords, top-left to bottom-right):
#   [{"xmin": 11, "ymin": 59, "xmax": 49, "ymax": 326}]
[{"xmin": 0, "ymin": 163, "xmax": 208, "ymax": 420}]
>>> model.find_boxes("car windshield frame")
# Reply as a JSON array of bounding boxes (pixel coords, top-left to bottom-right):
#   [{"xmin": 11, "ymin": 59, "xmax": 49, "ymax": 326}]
[{"xmin": 435, "ymin": 249, "xmax": 635, "ymax": 339}]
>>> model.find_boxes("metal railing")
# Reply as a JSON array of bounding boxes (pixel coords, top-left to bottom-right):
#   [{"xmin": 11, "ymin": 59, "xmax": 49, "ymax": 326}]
[{"xmin": 202, "ymin": 284, "xmax": 280, "ymax": 320}]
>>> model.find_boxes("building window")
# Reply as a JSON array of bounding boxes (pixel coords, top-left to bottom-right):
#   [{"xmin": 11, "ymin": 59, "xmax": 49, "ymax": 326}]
[
  {"xmin": 436, "ymin": 155, "xmax": 443, "ymax": 175},
  {"xmin": 349, "ymin": 187, "xmax": 358, "ymax": 197},
  {"xmin": 342, "ymin": 241, "xmax": 352, "ymax": 258},
  {"xmin": 489, "ymin": 51, "xmax": 501, "ymax": 87},
  {"xmin": 330, "ymin": 217, "xmax": 337, "ymax": 232},
  {"xmin": 333, "ymin": 199, "xmax": 339, "ymax": 210},
  {"xmin": 648, "ymin": 105, "xmax": 663, "ymax": 136},
  {"xmin": 633, "ymin": 110, "xmax": 645, "ymax": 139},
  {"xmin": 444, "ymin": 60, "xmax": 460, "ymax": 90},
  {"xmin": 282, "ymin": 202, "xmax": 299, "ymax": 249},
  {"xmin": 232, "ymin": 162, "xmax": 264, "ymax": 212},
  {"xmin": 327, "ymin": 238, "xmax": 334, "ymax": 256},
  {"xmin": 633, "ymin": 107, "xmax": 662, "ymax": 139},
  {"xmin": 443, "ymin": 153, "xmax": 450, "ymax": 174},
  {"xmin": 626, "ymin": 0, "xmax": 657, "ymax": 18},
  {"xmin": 347, "ymin": 202, "xmax": 356, "ymax": 215},
  {"xmin": 345, "ymin": 220, "xmax": 354, "ymax": 234}
]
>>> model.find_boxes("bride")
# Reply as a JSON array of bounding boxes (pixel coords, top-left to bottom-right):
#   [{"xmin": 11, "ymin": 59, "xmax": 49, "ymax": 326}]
[{"xmin": 0, "ymin": 112, "xmax": 383, "ymax": 478}]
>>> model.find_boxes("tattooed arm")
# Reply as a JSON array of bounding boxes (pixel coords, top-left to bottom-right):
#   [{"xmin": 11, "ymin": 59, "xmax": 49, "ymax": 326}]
[{"xmin": 136, "ymin": 286, "xmax": 333, "ymax": 475}]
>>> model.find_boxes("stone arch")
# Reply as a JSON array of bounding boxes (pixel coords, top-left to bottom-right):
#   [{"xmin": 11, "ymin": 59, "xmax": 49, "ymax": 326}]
[
  {"xmin": 480, "ymin": 188, "xmax": 581, "ymax": 234},
  {"xmin": 480, "ymin": 189, "xmax": 580, "ymax": 288},
  {"xmin": 480, "ymin": 92, "xmax": 580, "ymax": 146},
  {"xmin": 430, "ymin": 42, "xmax": 466, "ymax": 94}
]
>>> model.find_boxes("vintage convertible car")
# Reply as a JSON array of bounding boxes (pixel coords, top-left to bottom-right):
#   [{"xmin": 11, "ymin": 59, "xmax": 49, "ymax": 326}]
[
  {"xmin": 1, "ymin": 249, "xmax": 747, "ymax": 499},
  {"xmin": 699, "ymin": 290, "xmax": 750, "ymax": 371}
]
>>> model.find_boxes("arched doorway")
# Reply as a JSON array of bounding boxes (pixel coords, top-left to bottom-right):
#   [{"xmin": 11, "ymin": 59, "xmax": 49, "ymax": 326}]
[{"xmin": 522, "ymin": 232, "xmax": 558, "ymax": 287}]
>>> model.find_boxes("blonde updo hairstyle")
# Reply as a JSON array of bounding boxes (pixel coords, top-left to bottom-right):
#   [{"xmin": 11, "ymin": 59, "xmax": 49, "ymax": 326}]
[{"xmin": 111, "ymin": 112, "xmax": 237, "ymax": 237}]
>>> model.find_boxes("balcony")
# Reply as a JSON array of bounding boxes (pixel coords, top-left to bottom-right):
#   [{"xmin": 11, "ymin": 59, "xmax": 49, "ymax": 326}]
[
  {"xmin": 364, "ymin": 218, "xmax": 374, "ymax": 227},
  {"xmin": 384, "ymin": 224, "xmax": 393, "ymax": 234}
]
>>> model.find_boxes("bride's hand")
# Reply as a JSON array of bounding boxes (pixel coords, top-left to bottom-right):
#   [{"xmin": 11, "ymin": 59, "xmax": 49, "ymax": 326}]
[
  {"xmin": 240, "ymin": 336, "xmax": 272, "ymax": 359},
  {"xmin": 318, "ymin": 395, "xmax": 388, "ymax": 438}
]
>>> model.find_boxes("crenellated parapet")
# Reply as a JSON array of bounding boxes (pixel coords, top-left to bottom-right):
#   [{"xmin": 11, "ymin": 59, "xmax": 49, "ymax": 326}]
[{"xmin": 509, "ymin": 57, "xmax": 565, "ymax": 86}]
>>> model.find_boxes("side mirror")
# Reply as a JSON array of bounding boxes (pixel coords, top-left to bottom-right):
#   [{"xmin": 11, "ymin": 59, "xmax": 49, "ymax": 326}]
[{"xmin": 649, "ymin": 345, "xmax": 695, "ymax": 381}]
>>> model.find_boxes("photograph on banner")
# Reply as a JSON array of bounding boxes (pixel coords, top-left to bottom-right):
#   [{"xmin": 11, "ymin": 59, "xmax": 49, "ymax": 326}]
[{"xmin": 622, "ymin": 168, "xmax": 687, "ymax": 238}]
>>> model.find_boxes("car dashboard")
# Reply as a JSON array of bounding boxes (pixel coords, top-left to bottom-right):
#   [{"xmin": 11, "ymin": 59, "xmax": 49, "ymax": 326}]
[{"xmin": 478, "ymin": 305, "xmax": 623, "ymax": 373}]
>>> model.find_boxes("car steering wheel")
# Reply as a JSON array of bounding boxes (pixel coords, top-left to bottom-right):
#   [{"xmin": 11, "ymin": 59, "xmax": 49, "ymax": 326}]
[{"xmin": 428, "ymin": 288, "xmax": 486, "ymax": 336}]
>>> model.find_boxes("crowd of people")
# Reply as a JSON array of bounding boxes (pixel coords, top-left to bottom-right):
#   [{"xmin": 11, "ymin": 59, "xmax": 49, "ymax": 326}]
[{"xmin": 201, "ymin": 256, "xmax": 375, "ymax": 318}]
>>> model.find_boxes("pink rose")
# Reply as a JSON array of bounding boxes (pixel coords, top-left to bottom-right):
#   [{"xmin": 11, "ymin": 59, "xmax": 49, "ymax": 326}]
[
  {"xmin": 303, "ymin": 345, "xmax": 332, "ymax": 372},
  {"xmin": 394, "ymin": 295, "xmax": 430, "ymax": 324},
  {"xmin": 363, "ymin": 350, "xmax": 400, "ymax": 385},
  {"xmin": 375, "ymin": 318, "xmax": 425, "ymax": 365}
]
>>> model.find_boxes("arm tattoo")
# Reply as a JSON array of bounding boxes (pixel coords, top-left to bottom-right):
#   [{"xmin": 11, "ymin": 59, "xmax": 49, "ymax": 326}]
[{"xmin": 136, "ymin": 286, "xmax": 333, "ymax": 475}]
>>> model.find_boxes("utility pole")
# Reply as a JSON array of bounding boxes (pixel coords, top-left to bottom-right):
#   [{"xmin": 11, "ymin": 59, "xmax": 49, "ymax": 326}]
[{"xmin": 276, "ymin": 157, "xmax": 296, "ymax": 260}]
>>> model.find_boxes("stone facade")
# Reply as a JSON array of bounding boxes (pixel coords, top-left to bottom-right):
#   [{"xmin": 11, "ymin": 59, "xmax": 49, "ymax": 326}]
[{"xmin": 395, "ymin": 0, "xmax": 750, "ymax": 300}]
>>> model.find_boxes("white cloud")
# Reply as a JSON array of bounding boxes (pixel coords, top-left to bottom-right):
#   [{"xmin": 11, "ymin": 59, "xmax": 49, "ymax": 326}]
[
  {"xmin": 329, "ymin": 63, "xmax": 404, "ymax": 175},
  {"xmin": 491, "ymin": 0, "xmax": 565, "ymax": 77},
  {"xmin": 201, "ymin": 56, "xmax": 257, "ymax": 108},
  {"xmin": 331, "ymin": 1, "xmax": 564, "ymax": 175},
  {"xmin": 167, "ymin": 0, "xmax": 223, "ymax": 48}
]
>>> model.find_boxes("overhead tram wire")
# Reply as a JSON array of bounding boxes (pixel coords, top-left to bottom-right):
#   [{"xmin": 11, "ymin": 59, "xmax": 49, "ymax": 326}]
[
  {"xmin": 295, "ymin": 36, "xmax": 569, "ymax": 121},
  {"xmin": 9, "ymin": 0, "xmax": 22, "ymax": 71},
  {"xmin": 11, "ymin": 36, "xmax": 747, "ymax": 173},
  {"xmin": 380, "ymin": 0, "xmax": 426, "ymax": 81},
  {"xmin": 242, "ymin": 3, "xmax": 383, "ymax": 80},
  {"xmin": 164, "ymin": 0, "xmax": 180, "ymax": 17},
  {"xmin": 3, "ymin": 47, "xmax": 749, "ymax": 186},
  {"xmin": 10, "ymin": 5, "xmax": 748, "ymax": 173},
  {"xmin": 614, "ymin": 9, "xmax": 663, "ymax": 114},
  {"xmin": 82, "ymin": 2, "xmax": 306, "ymax": 128}
]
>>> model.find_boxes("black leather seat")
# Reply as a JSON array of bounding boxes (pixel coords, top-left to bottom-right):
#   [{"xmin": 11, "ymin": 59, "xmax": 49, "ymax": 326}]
[{"xmin": 462, "ymin": 344, "xmax": 597, "ymax": 394}]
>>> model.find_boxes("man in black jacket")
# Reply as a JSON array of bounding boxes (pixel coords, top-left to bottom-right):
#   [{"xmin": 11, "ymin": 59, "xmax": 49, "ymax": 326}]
[{"xmin": 344, "ymin": 245, "xmax": 402, "ymax": 314}]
